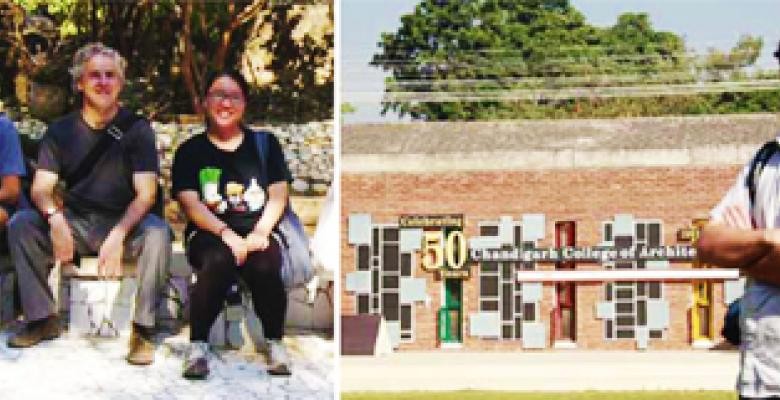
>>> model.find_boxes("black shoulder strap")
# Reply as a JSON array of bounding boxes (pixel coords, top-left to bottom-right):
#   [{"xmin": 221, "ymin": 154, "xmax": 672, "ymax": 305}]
[
  {"xmin": 746, "ymin": 140, "xmax": 780, "ymax": 208},
  {"xmin": 252, "ymin": 129, "xmax": 271, "ymax": 188},
  {"xmin": 65, "ymin": 112, "xmax": 141, "ymax": 188}
]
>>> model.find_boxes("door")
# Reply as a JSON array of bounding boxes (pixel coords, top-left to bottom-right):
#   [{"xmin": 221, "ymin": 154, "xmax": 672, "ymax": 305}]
[
  {"xmin": 439, "ymin": 278, "xmax": 462, "ymax": 343},
  {"xmin": 553, "ymin": 221, "xmax": 576, "ymax": 342}
]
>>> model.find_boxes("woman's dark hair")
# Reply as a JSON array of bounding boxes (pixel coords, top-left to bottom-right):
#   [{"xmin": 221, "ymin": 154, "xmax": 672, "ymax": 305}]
[
  {"xmin": 202, "ymin": 69, "xmax": 251, "ymax": 100},
  {"xmin": 202, "ymin": 70, "xmax": 252, "ymax": 131}
]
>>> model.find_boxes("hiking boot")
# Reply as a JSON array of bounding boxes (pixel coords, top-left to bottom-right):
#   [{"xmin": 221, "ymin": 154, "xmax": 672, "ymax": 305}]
[
  {"xmin": 126, "ymin": 324, "xmax": 155, "ymax": 365},
  {"xmin": 267, "ymin": 339, "xmax": 292, "ymax": 376},
  {"xmin": 8, "ymin": 315, "xmax": 61, "ymax": 348},
  {"xmin": 182, "ymin": 341, "xmax": 210, "ymax": 380}
]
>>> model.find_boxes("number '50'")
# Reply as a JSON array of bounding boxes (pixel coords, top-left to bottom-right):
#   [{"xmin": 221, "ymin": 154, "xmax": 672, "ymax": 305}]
[{"xmin": 421, "ymin": 231, "xmax": 467, "ymax": 271}]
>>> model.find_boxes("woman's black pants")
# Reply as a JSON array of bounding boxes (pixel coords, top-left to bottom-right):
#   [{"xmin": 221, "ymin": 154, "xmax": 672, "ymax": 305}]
[{"xmin": 187, "ymin": 230, "xmax": 286, "ymax": 341}]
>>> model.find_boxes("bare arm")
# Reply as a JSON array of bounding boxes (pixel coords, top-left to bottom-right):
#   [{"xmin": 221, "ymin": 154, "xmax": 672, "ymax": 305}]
[
  {"xmin": 697, "ymin": 222, "xmax": 780, "ymax": 286},
  {"xmin": 0, "ymin": 175, "xmax": 20, "ymax": 206},
  {"xmin": 177, "ymin": 189, "xmax": 247, "ymax": 264},
  {"xmin": 696, "ymin": 224, "xmax": 772, "ymax": 268},
  {"xmin": 112, "ymin": 172, "xmax": 157, "ymax": 236},
  {"xmin": 30, "ymin": 169, "xmax": 60, "ymax": 213},
  {"xmin": 252, "ymin": 181, "xmax": 288, "ymax": 236},
  {"xmin": 245, "ymin": 181, "xmax": 287, "ymax": 252},
  {"xmin": 98, "ymin": 172, "xmax": 157, "ymax": 276},
  {"xmin": 31, "ymin": 170, "xmax": 73, "ymax": 263}
]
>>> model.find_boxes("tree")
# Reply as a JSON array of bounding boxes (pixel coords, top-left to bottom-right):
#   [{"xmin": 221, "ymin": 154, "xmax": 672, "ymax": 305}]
[
  {"xmin": 0, "ymin": 0, "xmax": 333, "ymax": 122},
  {"xmin": 372, "ymin": 0, "xmax": 775, "ymax": 120},
  {"xmin": 240, "ymin": 3, "xmax": 334, "ymax": 122},
  {"xmin": 700, "ymin": 35, "xmax": 762, "ymax": 81}
]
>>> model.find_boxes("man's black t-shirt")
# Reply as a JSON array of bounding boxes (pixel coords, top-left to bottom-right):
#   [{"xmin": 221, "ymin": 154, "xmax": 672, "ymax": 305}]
[
  {"xmin": 38, "ymin": 108, "xmax": 159, "ymax": 215},
  {"xmin": 171, "ymin": 131, "xmax": 291, "ymax": 235}
]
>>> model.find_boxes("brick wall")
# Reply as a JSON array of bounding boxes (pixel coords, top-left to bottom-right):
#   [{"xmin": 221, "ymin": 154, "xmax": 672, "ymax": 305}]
[{"xmin": 341, "ymin": 164, "xmax": 741, "ymax": 351}]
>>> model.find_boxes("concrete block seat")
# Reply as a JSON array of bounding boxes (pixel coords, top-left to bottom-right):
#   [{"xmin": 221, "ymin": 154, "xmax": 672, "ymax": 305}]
[
  {"xmin": 53, "ymin": 242, "xmax": 192, "ymax": 338},
  {"xmin": 50, "ymin": 239, "xmax": 333, "ymax": 346}
]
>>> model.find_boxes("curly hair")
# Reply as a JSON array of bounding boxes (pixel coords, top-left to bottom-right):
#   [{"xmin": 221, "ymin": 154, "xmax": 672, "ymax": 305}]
[{"xmin": 69, "ymin": 42, "xmax": 127, "ymax": 91}]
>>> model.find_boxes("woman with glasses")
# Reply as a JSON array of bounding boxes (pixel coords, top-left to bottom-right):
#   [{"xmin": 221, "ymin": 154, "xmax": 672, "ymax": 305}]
[{"xmin": 171, "ymin": 71, "xmax": 292, "ymax": 379}]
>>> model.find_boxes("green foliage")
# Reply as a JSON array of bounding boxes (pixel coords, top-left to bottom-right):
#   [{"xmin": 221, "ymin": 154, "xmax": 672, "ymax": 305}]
[
  {"xmin": 13, "ymin": 0, "xmax": 77, "ymax": 14},
  {"xmin": 373, "ymin": 0, "xmax": 777, "ymax": 120},
  {"xmin": 700, "ymin": 35, "xmax": 763, "ymax": 81},
  {"xmin": 244, "ymin": 5, "xmax": 334, "ymax": 123},
  {"xmin": 0, "ymin": 1, "xmax": 333, "ymax": 123}
]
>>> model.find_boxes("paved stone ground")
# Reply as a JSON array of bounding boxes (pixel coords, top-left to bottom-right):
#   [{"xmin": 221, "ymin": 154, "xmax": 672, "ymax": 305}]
[
  {"xmin": 0, "ymin": 326, "xmax": 334, "ymax": 399},
  {"xmin": 342, "ymin": 350, "xmax": 740, "ymax": 392}
]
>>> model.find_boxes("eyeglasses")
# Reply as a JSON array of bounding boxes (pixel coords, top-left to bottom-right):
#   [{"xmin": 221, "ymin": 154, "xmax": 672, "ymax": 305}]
[{"xmin": 207, "ymin": 91, "xmax": 245, "ymax": 103}]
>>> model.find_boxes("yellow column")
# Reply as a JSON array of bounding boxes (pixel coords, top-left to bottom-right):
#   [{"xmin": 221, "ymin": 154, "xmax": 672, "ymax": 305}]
[{"xmin": 691, "ymin": 218, "xmax": 714, "ymax": 341}]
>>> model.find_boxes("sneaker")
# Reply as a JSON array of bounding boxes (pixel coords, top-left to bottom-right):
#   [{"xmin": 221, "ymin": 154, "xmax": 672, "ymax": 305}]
[
  {"xmin": 126, "ymin": 324, "xmax": 155, "ymax": 365},
  {"xmin": 267, "ymin": 339, "xmax": 291, "ymax": 376},
  {"xmin": 183, "ymin": 341, "xmax": 210, "ymax": 380},
  {"xmin": 8, "ymin": 315, "xmax": 61, "ymax": 348}
]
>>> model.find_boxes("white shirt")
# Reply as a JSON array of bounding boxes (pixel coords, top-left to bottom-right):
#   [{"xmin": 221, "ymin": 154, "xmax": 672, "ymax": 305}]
[{"xmin": 711, "ymin": 137, "xmax": 780, "ymax": 397}]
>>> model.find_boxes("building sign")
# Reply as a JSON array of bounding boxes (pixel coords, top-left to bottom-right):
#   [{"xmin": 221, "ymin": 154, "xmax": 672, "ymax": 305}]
[
  {"xmin": 471, "ymin": 245, "xmax": 696, "ymax": 263},
  {"xmin": 394, "ymin": 214, "xmax": 697, "ymax": 279},
  {"xmin": 399, "ymin": 214, "xmax": 464, "ymax": 229},
  {"xmin": 402, "ymin": 215, "xmax": 469, "ymax": 279}
]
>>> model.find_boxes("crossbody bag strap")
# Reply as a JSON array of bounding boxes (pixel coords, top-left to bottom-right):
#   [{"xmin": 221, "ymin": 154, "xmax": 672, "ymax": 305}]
[{"xmin": 65, "ymin": 112, "xmax": 141, "ymax": 188}]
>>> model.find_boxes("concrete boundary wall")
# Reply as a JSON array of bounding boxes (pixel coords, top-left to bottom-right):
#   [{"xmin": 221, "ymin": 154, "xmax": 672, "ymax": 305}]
[
  {"xmin": 343, "ymin": 144, "xmax": 760, "ymax": 173},
  {"xmin": 343, "ymin": 113, "xmax": 780, "ymax": 172}
]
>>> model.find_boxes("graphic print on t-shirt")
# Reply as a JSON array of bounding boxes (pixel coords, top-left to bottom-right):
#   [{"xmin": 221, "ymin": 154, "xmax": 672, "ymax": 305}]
[
  {"xmin": 226, "ymin": 181, "xmax": 246, "ymax": 212},
  {"xmin": 243, "ymin": 178, "xmax": 265, "ymax": 211},
  {"xmin": 198, "ymin": 167, "xmax": 265, "ymax": 215},
  {"xmin": 199, "ymin": 167, "xmax": 225, "ymax": 213}
]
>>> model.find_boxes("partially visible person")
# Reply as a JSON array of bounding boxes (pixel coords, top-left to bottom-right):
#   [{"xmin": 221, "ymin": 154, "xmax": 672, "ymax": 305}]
[
  {"xmin": 309, "ymin": 182, "xmax": 336, "ymax": 305},
  {"xmin": 0, "ymin": 113, "xmax": 26, "ymax": 247},
  {"xmin": 6, "ymin": 42, "xmax": 171, "ymax": 366},
  {"xmin": 696, "ymin": 40, "xmax": 780, "ymax": 400},
  {"xmin": 172, "ymin": 70, "xmax": 293, "ymax": 379}
]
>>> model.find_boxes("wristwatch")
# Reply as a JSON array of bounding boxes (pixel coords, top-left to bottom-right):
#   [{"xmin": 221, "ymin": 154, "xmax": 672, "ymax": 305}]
[{"xmin": 44, "ymin": 206, "xmax": 61, "ymax": 221}]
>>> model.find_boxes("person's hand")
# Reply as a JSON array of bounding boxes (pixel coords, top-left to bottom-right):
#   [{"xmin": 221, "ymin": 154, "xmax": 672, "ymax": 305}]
[
  {"xmin": 221, "ymin": 228, "xmax": 248, "ymax": 265},
  {"xmin": 723, "ymin": 204, "xmax": 752, "ymax": 230},
  {"xmin": 245, "ymin": 231, "xmax": 270, "ymax": 252},
  {"xmin": 49, "ymin": 213, "xmax": 74, "ymax": 264},
  {"xmin": 98, "ymin": 228, "xmax": 125, "ymax": 278}
]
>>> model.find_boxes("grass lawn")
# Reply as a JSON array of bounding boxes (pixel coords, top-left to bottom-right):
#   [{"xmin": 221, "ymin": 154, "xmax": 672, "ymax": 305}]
[{"xmin": 342, "ymin": 391, "xmax": 736, "ymax": 400}]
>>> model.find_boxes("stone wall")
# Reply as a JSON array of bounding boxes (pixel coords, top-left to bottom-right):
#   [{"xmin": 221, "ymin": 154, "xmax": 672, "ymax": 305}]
[
  {"xmin": 153, "ymin": 120, "xmax": 333, "ymax": 226},
  {"xmin": 14, "ymin": 118, "xmax": 333, "ymax": 230}
]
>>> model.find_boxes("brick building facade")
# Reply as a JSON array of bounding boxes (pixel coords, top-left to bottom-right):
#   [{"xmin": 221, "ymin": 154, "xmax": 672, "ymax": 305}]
[{"xmin": 342, "ymin": 114, "xmax": 780, "ymax": 351}]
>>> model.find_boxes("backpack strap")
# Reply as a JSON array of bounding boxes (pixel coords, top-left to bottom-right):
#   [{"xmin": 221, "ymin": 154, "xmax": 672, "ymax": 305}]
[
  {"xmin": 65, "ymin": 111, "xmax": 141, "ymax": 188},
  {"xmin": 250, "ymin": 128, "xmax": 291, "ymax": 246},
  {"xmin": 745, "ymin": 140, "xmax": 780, "ymax": 209},
  {"xmin": 251, "ymin": 128, "xmax": 271, "ymax": 188}
]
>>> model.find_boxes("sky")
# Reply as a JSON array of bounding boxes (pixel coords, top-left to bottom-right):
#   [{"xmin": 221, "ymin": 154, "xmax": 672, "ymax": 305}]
[{"xmin": 341, "ymin": 0, "xmax": 780, "ymax": 124}]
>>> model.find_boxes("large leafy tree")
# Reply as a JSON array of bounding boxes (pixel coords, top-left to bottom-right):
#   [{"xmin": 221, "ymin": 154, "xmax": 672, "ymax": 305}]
[
  {"xmin": 372, "ymin": 0, "xmax": 775, "ymax": 120},
  {"xmin": 0, "ymin": 0, "xmax": 333, "ymax": 122}
]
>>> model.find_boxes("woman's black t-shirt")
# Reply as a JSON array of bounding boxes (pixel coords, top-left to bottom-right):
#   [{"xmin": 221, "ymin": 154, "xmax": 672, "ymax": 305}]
[{"xmin": 171, "ymin": 131, "xmax": 292, "ymax": 235}]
